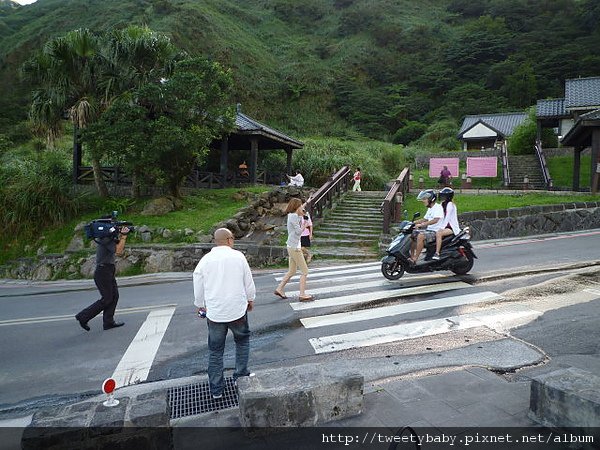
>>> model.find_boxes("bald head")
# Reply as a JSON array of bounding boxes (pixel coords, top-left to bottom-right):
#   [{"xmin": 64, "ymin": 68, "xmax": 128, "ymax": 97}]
[{"xmin": 214, "ymin": 228, "xmax": 234, "ymax": 246}]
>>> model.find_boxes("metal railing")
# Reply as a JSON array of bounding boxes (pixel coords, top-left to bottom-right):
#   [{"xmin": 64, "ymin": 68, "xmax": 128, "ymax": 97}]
[
  {"xmin": 306, "ymin": 166, "xmax": 350, "ymax": 219},
  {"xmin": 534, "ymin": 140, "xmax": 553, "ymax": 189},
  {"xmin": 382, "ymin": 167, "xmax": 410, "ymax": 234},
  {"xmin": 500, "ymin": 141, "xmax": 511, "ymax": 187}
]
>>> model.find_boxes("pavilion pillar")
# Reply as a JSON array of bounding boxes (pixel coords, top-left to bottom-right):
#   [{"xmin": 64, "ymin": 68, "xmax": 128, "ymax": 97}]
[
  {"xmin": 573, "ymin": 146, "xmax": 581, "ymax": 192},
  {"xmin": 250, "ymin": 138, "xmax": 259, "ymax": 184},
  {"xmin": 591, "ymin": 129, "xmax": 600, "ymax": 194},
  {"xmin": 536, "ymin": 120, "xmax": 542, "ymax": 142},
  {"xmin": 220, "ymin": 138, "xmax": 228, "ymax": 186},
  {"xmin": 72, "ymin": 125, "xmax": 82, "ymax": 185},
  {"xmin": 286, "ymin": 147, "xmax": 293, "ymax": 176}
]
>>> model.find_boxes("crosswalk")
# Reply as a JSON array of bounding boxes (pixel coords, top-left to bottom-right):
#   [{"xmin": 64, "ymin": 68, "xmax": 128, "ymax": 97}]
[{"xmin": 274, "ymin": 261, "xmax": 534, "ymax": 355}]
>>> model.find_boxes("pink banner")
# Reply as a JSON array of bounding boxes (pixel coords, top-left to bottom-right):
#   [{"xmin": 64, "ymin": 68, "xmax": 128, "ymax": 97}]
[
  {"xmin": 429, "ymin": 158, "xmax": 459, "ymax": 178},
  {"xmin": 467, "ymin": 157, "xmax": 498, "ymax": 177}
]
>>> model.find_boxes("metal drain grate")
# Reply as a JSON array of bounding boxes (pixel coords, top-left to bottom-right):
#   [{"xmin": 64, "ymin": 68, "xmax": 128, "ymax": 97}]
[{"xmin": 168, "ymin": 377, "xmax": 239, "ymax": 419}]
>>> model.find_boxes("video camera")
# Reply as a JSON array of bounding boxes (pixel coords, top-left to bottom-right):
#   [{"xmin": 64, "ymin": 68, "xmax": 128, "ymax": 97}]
[{"xmin": 84, "ymin": 211, "xmax": 135, "ymax": 240}]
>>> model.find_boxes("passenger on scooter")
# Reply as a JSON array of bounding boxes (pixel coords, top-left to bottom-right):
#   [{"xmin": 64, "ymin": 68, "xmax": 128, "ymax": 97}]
[
  {"xmin": 410, "ymin": 189, "xmax": 444, "ymax": 264},
  {"xmin": 433, "ymin": 187, "xmax": 461, "ymax": 260}
]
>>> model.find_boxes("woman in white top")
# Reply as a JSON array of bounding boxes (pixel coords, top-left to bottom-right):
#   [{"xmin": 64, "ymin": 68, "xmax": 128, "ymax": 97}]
[
  {"xmin": 274, "ymin": 198, "xmax": 313, "ymax": 302},
  {"xmin": 433, "ymin": 188, "xmax": 461, "ymax": 260}
]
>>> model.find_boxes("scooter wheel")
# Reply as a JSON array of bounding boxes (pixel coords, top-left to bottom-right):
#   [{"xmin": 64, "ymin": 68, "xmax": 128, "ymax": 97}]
[
  {"xmin": 451, "ymin": 253, "xmax": 474, "ymax": 275},
  {"xmin": 381, "ymin": 260, "xmax": 405, "ymax": 280}
]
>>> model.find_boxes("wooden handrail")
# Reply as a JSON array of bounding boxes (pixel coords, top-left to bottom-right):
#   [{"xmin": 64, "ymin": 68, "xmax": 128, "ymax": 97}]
[
  {"xmin": 500, "ymin": 142, "xmax": 511, "ymax": 187},
  {"xmin": 382, "ymin": 167, "xmax": 410, "ymax": 234},
  {"xmin": 306, "ymin": 166, "xmax": 350, "ymax": 219},
  {"xmin": 534, "ymin": 140, "xmax": 553, "ymax": 188}
]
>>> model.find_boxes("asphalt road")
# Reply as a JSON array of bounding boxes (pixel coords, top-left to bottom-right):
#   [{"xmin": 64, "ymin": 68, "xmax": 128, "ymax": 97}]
[{"xmin": 0, "ymin": 229, "xmax": 599, "ymax": 414}]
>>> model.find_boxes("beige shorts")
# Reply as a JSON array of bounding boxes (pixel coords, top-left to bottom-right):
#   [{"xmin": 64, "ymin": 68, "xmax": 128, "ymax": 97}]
[{"xmin": 286, "ymin": 247, "xmax": 309, "ymax": 276}]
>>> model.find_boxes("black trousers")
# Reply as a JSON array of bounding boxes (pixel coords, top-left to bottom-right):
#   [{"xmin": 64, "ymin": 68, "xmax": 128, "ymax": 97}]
[{"xmin": 77, "ymin": 264, "xmax": 119, "ymax": 326}]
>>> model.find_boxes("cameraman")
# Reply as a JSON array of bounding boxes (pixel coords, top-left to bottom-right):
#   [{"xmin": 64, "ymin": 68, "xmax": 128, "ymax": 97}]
[{"xmin": 75, "ymin": 220, "xmax": 130, "ymax": 331}]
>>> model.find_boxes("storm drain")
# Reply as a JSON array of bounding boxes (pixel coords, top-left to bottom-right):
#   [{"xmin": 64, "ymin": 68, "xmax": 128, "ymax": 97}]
[{"xmin": 167, "ymin": 377, "xmax": 239, "ymax": 419}]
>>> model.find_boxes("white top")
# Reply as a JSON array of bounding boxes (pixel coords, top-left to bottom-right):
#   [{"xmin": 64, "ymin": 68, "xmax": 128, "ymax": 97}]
[
  {"xmin": 289, "ymin": 173, "xmax": 304, "ymax": 187},
  {"xmin": 193, "ymin": 246, "xmax": 256, "ymax": 322},
  {"xmin": 424, "ymin": 203, "xmax": 444, "ymax": 231},
  {"xmin": 439, "ymin": 201, "xmax": 461, "ymax": 234},
  {"xmin": 286, "ymin": 213, "xmax": 303, "ymax": 248}
]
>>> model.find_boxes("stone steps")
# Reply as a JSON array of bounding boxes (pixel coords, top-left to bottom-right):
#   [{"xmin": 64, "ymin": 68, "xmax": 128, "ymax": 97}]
[{"xmin": 311, "ymin": 191, "xmax": 385, "ymax": 263}]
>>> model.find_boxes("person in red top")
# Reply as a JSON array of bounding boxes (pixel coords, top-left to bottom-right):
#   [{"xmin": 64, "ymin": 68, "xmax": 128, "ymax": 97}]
[{"xmin": 352, "ymin": 167, "xmax": 362, "ymax": 192}]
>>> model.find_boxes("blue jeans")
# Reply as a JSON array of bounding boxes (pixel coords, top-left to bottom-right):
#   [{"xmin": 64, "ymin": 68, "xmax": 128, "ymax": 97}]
[{"xmin": 207, "ymin": 313, "xmax": 250, "ymax": 396}]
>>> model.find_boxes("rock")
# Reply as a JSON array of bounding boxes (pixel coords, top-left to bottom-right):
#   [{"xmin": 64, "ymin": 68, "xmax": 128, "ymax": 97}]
[
  {"xmin": 32, "ymin": 264, "xmax": 52, "ymax": 281},
  {"xmin": 162, "ymin": 229, "xmax": 172, "ymax": 238},
  {"xmin": 184, "ymin": 228, "xmax": 194, "ymax": 236},
  {"xmin": 36, "ymin": 246, "xmax": 47, "ymax": 257},
  {"xmin": 141, "ymin": 231, "xmax": 152, "ymax": 242},
  {"xmin": 144, "ymin": 251, "xmax": 174, "ymax": 272},
  {"xmin": 232, "ymin": 192, "xmax": 246, "ymax": 201},
  {"xmin": 141, "ymin": 197, "xmax": 176, "ymax": 216},
  {"xmin": 195, "ymin": 233, "xmax": 212, "ymax": 243},
  {"xmin": 115, "ymin": 258, "xmax": 132, "ymax": 274},
  {"xmin": 138, "ymin": 225, "xmax": 150, "ymax": 234},
  {"xmin": 80, "ymin": 257, "xmax": 96, "ymax": 278},
  {"xmin": 66, "ymin": 235, "xmax": 85, "ymax": 253},
  {"xmin": 74, "ymin": 221, "xmax": 87, "ymax": 232}
]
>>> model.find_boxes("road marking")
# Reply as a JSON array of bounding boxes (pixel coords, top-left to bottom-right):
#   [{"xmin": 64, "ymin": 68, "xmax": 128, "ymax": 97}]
[
  {"xmin": 286, "ymin": 275, "xmax": 450, "ymax": 297},
  {"xmin": 289, "ymin": 281, "xmax": 471, "ymax": 311},
  {"xmin": 111, "ymin": 307, "xmax": 176, "ymax": 388},
  {"xmin": 0, "ymin": 304, "xmax": 178, "ymax": 327},
  {"xmin": 274, "ymin": 262, "xmax": 380, "ymax": 281},
  {"xmin": 475, "ymin": 229, "xmax": 600, "ymax": 249},
  {"xmin": 309, "ymin": 309, "xmax": 539, "ymax": 354},
  {"xmin": 301, "ymin": 291, "xmax": 502, "ymax": 328},
  {"xmin": 287, "ymin": 271, "xmax": 449, "ymax": 288}
]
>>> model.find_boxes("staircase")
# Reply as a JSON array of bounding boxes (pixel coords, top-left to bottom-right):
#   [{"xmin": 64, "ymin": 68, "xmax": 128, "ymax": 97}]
[
  {"xmin": 311, "ymin": 191, "xmax": 384, "ymax": 261},
  {"xmin": 507, "ymin": 155, "xmax": 546, "ymax": 190}
]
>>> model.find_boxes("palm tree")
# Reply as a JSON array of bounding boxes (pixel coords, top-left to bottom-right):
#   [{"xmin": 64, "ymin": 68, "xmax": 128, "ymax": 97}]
[{"xmin": 22, "ymin": 29, "xmax": 110, "ymax": 197}]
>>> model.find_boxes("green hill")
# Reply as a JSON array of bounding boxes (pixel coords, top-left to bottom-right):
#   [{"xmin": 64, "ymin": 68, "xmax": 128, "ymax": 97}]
[{"xmin": 1, "ymin": 0, "xmax": 599, "ymax": 141}]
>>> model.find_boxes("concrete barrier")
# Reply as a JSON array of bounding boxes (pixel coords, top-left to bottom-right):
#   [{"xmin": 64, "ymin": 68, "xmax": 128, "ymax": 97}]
[
  {"xmin": 237, "ymin": 364, "xmax": 363, "ymax": 429},
  {"xmin": 529, "ymin": 367, "xmax": 600, "ymax": 436}
]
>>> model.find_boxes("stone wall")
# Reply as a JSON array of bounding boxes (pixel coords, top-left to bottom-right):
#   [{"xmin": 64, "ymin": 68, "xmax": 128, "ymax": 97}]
[
  {"xmin": 0, "ymin": 186, "xmax": 313, "ymax": 281},
  {"xmin": 460, "ymin": 202, "xmax": 600, "ymax": 240}
]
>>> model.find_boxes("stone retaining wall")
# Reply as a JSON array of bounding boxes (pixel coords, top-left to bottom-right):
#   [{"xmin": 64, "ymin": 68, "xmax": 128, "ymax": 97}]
[{"xmin": 460, "ymin": 202, "xmax": 600, "ymax": 241}]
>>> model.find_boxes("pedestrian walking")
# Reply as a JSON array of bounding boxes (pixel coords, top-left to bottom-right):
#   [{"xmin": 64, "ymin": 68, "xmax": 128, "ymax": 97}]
[
  {"xmin": 352, "ymin": 167, "xmax": 362, "ymax": 192},
  {"xmin": 438, "ymin": 165, "xmax": 452, "ymax": 187},
  {"xmin": 301, "ymin": 210, "xmax": 313, "ymax": 264},
  {"xmin": 75, "ymin": 222, "xmax": 130, "ymax": 331},
  {"xmin": 274, "ymin": 198, "xmax": 313, "ymax": 301},
  {"xmin": 193, "ymin": 228, "xmax": 256, "ymax": 399}
]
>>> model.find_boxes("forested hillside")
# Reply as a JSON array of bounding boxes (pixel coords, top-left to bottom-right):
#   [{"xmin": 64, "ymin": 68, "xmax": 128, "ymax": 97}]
[{"xmin": 1, "ymin": 0, "xmax": 599, "ymax": 143}]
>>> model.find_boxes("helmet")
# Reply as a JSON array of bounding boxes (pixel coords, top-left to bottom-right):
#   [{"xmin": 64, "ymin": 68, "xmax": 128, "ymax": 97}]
[
  {"xmin": 417, "ymin": 189, "xmax": 437, "ymax": 204},
  {"xmin": 439, "ymin": 187, "xmax": 454, "ymax": 201}
]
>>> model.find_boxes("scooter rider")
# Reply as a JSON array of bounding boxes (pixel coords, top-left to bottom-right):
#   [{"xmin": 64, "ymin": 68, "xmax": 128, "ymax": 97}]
[
  {"xmin": 433, "ymin": 187, "xmax": 460, "ymax": 260},
  {"xmin": 410, "ymin": 189, "xmax": 444, "ymax": 264}
]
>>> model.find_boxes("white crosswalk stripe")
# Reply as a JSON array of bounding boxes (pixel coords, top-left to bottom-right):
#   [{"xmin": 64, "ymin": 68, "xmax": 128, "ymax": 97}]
[
  {"xmin": 300, "ymin": 291, "xmax": 502, "ymax": 328},
  {"xmin": 276, "ymin": 261, "xmax": 510, "ymax": 354}
]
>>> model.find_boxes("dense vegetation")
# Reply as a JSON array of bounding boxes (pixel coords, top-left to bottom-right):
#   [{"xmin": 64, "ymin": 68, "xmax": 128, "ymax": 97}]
[{"xmin": 1, "ymin": 0, "xmax": 599, "ymax": 145}]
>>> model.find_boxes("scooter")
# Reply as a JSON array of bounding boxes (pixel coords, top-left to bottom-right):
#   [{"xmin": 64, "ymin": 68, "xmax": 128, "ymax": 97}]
[{"xmin": 381, "ymin": 212, "xmax": 477, "ymax": 280}]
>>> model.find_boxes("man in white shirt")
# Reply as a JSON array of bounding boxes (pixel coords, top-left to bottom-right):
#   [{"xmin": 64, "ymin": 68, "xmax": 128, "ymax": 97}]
[
  {"xmin": 287, "ymin": 170, "xmax": 304, "ymax": 187},
  {"xmin": 193, "ymin": 228, "xmax": 256, "ymax": 399},
  {"xmin": 410, "ymin": 190, "xmax": 444, "ymax": 263}
]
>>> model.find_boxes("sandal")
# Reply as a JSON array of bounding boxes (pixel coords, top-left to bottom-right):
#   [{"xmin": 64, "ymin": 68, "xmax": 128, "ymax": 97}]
[
  {"xmin": 298, "ymin": 295, "xmax": 314, "ymax": 302},
  {"xmin": 274, "ymin": 290, "xmax": 287, "ymax": 299}
]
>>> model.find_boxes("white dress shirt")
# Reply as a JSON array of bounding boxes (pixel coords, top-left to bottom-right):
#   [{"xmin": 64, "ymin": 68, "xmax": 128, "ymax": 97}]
[{"xmin": 193, "ymin": 246, "xmax": 256, "ymax": 322}]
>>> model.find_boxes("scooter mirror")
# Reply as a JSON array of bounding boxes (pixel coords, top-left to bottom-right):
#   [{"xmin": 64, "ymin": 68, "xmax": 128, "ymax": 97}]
[
  {"xmin": 412, "ymin": 212, "xmax": 421, "ymax": 220},
  {"xmin": 403, "ymin": 209, "xmax": 408, "ymax": 220}
]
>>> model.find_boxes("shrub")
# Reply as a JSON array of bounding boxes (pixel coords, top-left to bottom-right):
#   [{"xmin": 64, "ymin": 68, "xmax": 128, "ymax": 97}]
[
  {"xmin": 392, "ymin": 121, "xmax": 427, "ymax": 145},
  {"xmin": 0, "ymin": 150, "xmax": 84, "ymax": 236}
]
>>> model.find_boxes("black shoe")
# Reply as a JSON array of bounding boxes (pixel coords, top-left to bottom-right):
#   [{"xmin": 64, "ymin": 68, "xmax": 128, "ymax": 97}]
[
  {"xmin": 75, "ymin": 315, "xmax": 90, "ymax": 332},
  {"xmin": 103, "ymin": 322, "xmax": 124, "ymax": 330}
]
